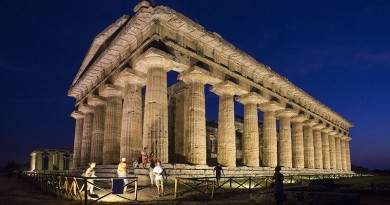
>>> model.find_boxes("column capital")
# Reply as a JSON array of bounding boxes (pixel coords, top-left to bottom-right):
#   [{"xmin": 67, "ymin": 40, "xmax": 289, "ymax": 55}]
[
  {"xmin": 134, "ymin": 48, "xmax": 175, "ymax": 73},
  {"xmin": 303, "ymin": 119, "xmax": 316, "ymax": 127},
  {"xmin": 321, "ymin": 127, "xmax": 332, "ymax": 133},
  {"xmin": 114, "ymin": 68, "xmax": 146, "ymax": 87},
  {"xmin": 210, "ymin": 80, "xmax": 247, "ymax": 96},
  {"xmin": 87, "ymin": 95, "xmax": 106, "ymax": 106},
  {"xmin": 276, "ymin": 108, "xmax": 297, "ymax": 118},
  {"xmin": 71, "ymin": 111, "xmax": 84, "ymax": 119},
  {"xmin": 78, "ymin": 104, "xmax": 94, "ymax": 114},
  {"xmin": 291, "ymin": 114, "xmax": 307, "ymax": 123},
  {"xmin": 99, "ymin": 84, "xmax": 123, "ymax": 98},
  {"xmin": 335, "ymin": 133, "xmax": 344, "ymax": 138},
  {"xmin": 236, "ymin": 92, "xmax": 267, "ymax": 105},
  {"xmin": 328, "ymin": 130, "xmax": 338, "ymax": 136},
  {"xmin": 259, "ymin": 101, "xmax": 284, "ymax": 112},
  {"xmin": 178, "ymin": 66, "xmax": 218, "ymax": 85},
  {"xmin": 312, "ymin": 123, "xmax": 326, "ymax": 130}
]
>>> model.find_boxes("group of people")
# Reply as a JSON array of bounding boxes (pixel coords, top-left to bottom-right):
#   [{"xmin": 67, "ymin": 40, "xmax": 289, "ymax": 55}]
[
  {"xmin": 82, "ymin": 147, "xmax": 167, "ymax": 197},
  {"xmin": 82, "ymin": 149, "xmax": 284, "ymax": 203}
]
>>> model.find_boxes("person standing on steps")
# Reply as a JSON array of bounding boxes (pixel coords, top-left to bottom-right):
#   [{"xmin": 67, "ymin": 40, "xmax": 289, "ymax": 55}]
[
  {"xmin": 213, "ymin": 163, "xmax": 224, "ymax": 185},
  {"xmin": 272, "ymin": 166, "xmax": 284, "ymax": 205},
  {"xmin": 117, "ymin": 158, "xmax": 128, "ymax": 192},
  {"xmin": 82, "ymin": 162, "xmax": 96, "ymax": 194},
  {"xmin": 149, "ymin": 160, "xmax": 156, "ymax": 187},
  {"xmin": 141, "ymin": 147, "xmax": 148, "ymax": 168},
  {"xmin": 153, "ymin": 161, "xmax": 164, "ymax": 197}
]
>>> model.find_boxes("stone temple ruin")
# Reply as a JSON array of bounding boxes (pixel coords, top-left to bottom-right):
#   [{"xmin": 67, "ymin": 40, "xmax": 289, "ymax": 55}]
[{"xmin": 67, "ymin": 1, "xmax": 353, "ymax": 177}]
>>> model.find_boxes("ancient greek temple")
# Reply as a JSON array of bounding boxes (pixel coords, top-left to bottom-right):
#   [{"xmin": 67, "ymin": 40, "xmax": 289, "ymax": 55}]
[{"xmin": 68, "ymin": 1, "xmax": 353, "ymax": 173}]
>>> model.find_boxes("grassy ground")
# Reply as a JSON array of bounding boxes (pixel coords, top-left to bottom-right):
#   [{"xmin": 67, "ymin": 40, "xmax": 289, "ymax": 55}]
[{"xmin": 1, "ymin": 175, "xmax": 390, "ymax": 205}]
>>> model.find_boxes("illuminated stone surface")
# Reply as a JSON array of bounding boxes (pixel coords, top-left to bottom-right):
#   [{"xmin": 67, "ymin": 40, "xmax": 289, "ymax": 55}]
[{"xmin": 66, "ymin": 1, "xmax": 354, "ymax": 174}]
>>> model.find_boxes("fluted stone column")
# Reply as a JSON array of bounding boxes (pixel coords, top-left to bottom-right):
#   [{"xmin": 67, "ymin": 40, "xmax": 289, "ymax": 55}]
[
  {"xmin": 321, "ymin": 128, "xmax": 331, "ymax": 169},
  {"xmin": 303, "ymin": 121, "xmax": 315, "ymax": 169},
  {"xmin": 211, "ymin": 81, "xmax": 246, "ymax": 167},
  {"xmin": 259, "ymin": 102, "xmax": 283, "ymax": 168},
  {"xmin": 291, "ymin": 115, "xmax": 306, "ymax": 169},
  {"xmin": 335, "ymin": 135, "xmax": 342, "ymax": 170},
  {"xmin": 341, "ymin": 137, "xmax": 347, "ymax": 170},
  {"xmin": 313, "ymin": 124, "xmax": 325, "ymax": 169},
  {"xmin": 30, "ymin": 153, "xmax": 36, "ymax": 171},
  {"xmin": 328, "ymin": 131, "xmax": 337, "ymax": 169},
  {"xmin": 345, "ymin": 137, "xmax": 352, "ymax": 171},
  {"xmin": 277, "ymin": 109, "xmax": 296, "ymax": 168},
  {"xmin": 71, "ymin": 111, "xmax": 84, "ymax": 167},
  {"xmin": 88, "ymin": 96, "xmax": 106, "ymax": 164},
  {"xmin": 135, "ymin": 49, "xmax": 174, "ymax": 163},
  {"xmin": 115, "ymin": 68, "xmax": 146, "ymax": 163},
  {"xmin": 178, "ymin": 67, "xmax": 211, "ymax": 165},
  {"xmin": 79, "ymin": 105, "xmax": 94, "ymax": 166},
  {"xmin": 237, "ymin": 92, "xmax": 265, "ymax": 167},
  {"xmin": 174, "ymin": 87, "xmax": 188, "ymax": 162},
  {"xmin": 101, "ymin": 84, "xmax": 123, "ymax": 164}
]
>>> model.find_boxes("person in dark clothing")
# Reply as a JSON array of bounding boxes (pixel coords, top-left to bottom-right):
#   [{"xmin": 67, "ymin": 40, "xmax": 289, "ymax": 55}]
[
  {"xmin": 213, "ymin": 163, "xmax": 224, "ymax": 185},
  {"xmin": 272, "ymin": 166, "xmax": 284, "ymax": 205}
]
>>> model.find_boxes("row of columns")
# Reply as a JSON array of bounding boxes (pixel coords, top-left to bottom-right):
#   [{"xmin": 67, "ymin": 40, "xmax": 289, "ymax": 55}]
[{"xmin": 71, "ymin": 48, "xmax": 352, "ymax": 171}]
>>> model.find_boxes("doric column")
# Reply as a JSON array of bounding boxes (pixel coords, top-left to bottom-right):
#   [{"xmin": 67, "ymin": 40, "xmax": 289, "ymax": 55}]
[
  {"xmin": 178, "ymin": 67, "xmax": 212, "ymax": 165},
  {"xmin": 115, "ymin": 68, "xmax": 146, "ymax": 163},
  {"xmin": 210, "ymin": 81, "xmax": 246, "ymax": 167},
  {"xmin": 237, "ymin": 92, "xmax": 265, "ymax": 167},
  {"xmin": 303, "ymin": 120, "xmax": 316, "ymax": 169},
  {"xmin": 345, "ymin": 136, "xmax": 352, "ymax": 171},
  {"xmin": 335, "ymin": 134, "xmax": 342, "ymax": 170},
  {"xmin": 321, "ymin": 127, "xmax": 332, "ymax": 169},
  {"xmin": 210, "ymin": 135, "xmax": 217, "ymax": 154},
  {"xmin": 312, "ymin": 124, "xmax": 325, "ymax": 169},
  {"xmin": 328, "ymin": 131, "xmax": 337, "ymax": 169},
  {"xmin": 276, "ymin": 109, "xmax": 296, "ymax": 168},
  {"xmin": 291, "ymin": 115, "xmax": 306, "ymax": 169},
  {"xmin": 30, "ymin": 153, "xmax": 36, "ymax": 171},
  {"xmin": 79, "ymin": 105, "xmax": 94, "ymax": 166},
  {"xmin": 341, "ymin": 136, "xmax": 347, "ymax": 170},
  {"xmin": 174, "ymin": 85, "xmax": 188, "ymax": 162},
  {"xmin": 71, "ymin": 111, "xmax": 84, "ymax": 167},
  {"xmin": 135, "ymin": 49, "xmax": 174, "ymax": 163},
  {"xmin": 101, "ymin": 84, "xmax": 123, "ymax": 165},
  {"xmin": 88, "ymin": 96, "xmax": 106, "ymax": 165},
  {"xmin": 259, "ymin": 102, "xmax": 283, "ymax": 168}
]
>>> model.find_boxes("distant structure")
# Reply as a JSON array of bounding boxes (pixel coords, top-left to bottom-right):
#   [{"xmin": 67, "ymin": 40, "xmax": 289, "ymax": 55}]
[
  {"xmin": 30, "ymin": 148, "xmax": 73, "ymax": 171},
  {"xmin": 68, "ymin": 1, "xmax": 353, "ymax": 173}
]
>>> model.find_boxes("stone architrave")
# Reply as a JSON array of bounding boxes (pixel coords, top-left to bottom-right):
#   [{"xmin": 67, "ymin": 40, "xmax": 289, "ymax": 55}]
[
  {"xmin": 79, "ymin": 104, "xmax": 94, "ymax": 166},
  {"xmin": 321, "ymin": 127, "xmax": 332, "ymax": 169},
  {"xmin": 88, "ymin": 95, "xmax": 106, "ymax": 165},
  {"xmin": 237, "ymin": 92, "xmax": 267, "ymax": 167},
  {"xmin": 291, "ymin": 115, "xmax": 307, "ymax": 169},
  {"xmin": 312, "ymin": 123, "xmax": 325, "ymax": 169},
  {"xmin": 71, "ymin": 111, "xmax": 84, "ymax": 167},
  {"xmin": 115, "ymin": 68, "xmax": 146, "ymax": 163},
  {"xmin": 259, "ymin": 102, "xmax": 283, "ymax": 168},
  {"xmin": 134, "ymin": 49, "xmax": 175, "ymax": 163},
  {"xmin": 303, "ymin": 120, "xmax": 316, "ymax": 169},
  {"xmin": 101, "ymin": 84, "xmax": 123, "ymax": 164},
  {"xmin": 178, "ymin": 66, "xmax": 213, "ymax": 165},
  {"xmin": 276, "ymin": 109, "xmax": 297, "ymax": 168},
  {"xmin": 328, "ymin": 131, "xmax": 337, "ymax": 169},
  {"xmin": 210, "ymin": 81, "xmax": 247, "ymax": 167}
]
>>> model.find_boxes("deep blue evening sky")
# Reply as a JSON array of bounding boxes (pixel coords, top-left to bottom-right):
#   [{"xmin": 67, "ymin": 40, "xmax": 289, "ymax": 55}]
[{"xmin": 1, "ymin": 0, "xmax": 389, "ymax": 169}]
